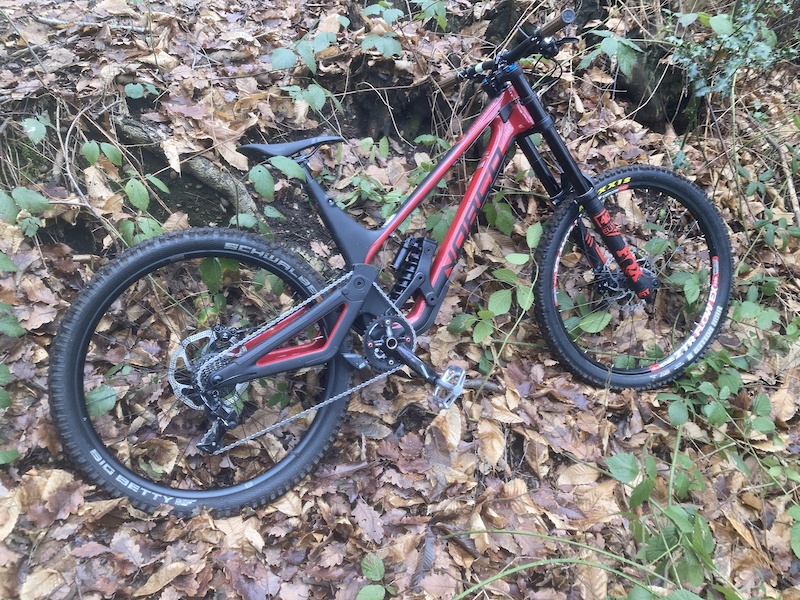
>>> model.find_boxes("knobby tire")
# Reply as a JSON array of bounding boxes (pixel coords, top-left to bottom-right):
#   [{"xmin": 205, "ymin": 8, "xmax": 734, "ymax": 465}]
[{"xmin": 48, "ymin": 228, "xmax": 352, "ymax": 515}]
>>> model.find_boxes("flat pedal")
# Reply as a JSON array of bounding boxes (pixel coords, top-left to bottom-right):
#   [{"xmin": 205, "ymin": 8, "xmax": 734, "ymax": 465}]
[{"xmin": 431, "ymin": 365, "xmax": 466, "ymax": 410}]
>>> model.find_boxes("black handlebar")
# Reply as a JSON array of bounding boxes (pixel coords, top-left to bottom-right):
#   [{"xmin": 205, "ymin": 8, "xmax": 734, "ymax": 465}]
[
  {"xmin": 440, "ymin": 8, "xmax": 576, "ymax": 90},
  {"xmin": 538, "ymin": 8, "xmax": 576, "ymax": 38},
  {"xmin": 503, "ymin": 8, "xmax": 576, "ymax": 65}
]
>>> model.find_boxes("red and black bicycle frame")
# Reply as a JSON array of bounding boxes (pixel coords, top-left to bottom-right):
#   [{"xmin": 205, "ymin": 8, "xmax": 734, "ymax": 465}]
[{"xmin": 208, "ymin": 65, "xmax": 656, "ymax": 391}]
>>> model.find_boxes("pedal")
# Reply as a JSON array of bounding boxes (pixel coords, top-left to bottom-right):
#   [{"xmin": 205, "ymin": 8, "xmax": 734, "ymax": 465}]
[
  {"xmin": 343, "ymin": 353, "xmax": 369, "ymax": 370},
  {"xmin": 431, "ymin": 366, "xmax": 466, "ymax": 410}
]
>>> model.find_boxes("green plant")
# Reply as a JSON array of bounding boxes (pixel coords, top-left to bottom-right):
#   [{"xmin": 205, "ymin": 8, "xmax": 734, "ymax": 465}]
[
  {"xmin": 668, "ymin": 1, "xmax": 798, "ymax": 98},
  {"xmin": 80, "ymin": 140, "xmax": 171, "ymax": 246},
  {"xmin": 0, "ymin": 186, "xmax": 50, "ymax": 238},
  {"xmin": 448, "ymin": 223, "xmax": 541, "ymax": 345},
  {"xmin": 356, "ymin": 553, "xmax": 396, "ymax": 600},
  {"xmin": 579, "ymin": 29, "xmax": 643, "ymax": 79},
  {"xmin": 362, "ymin": 1, "xmax": 404, "ymax": 58},
  {"xmin": 412, "ymin": 0, "xmax": 447, "ymax": 30}
]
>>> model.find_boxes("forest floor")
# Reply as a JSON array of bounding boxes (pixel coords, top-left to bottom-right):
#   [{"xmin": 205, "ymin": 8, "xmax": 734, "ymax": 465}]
[{"xmin": 1, "ymin": 0, "xmax": 800, "ymax": 599}]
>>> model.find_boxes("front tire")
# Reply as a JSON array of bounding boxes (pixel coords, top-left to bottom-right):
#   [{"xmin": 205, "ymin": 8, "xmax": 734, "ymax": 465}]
[
  {"xmin": 49, "ymin": 228, "xmax": 352, "ymax": 515},
  {"xmin": 534, "ymin": 166, "xmax": 733, "ymax": 390}
]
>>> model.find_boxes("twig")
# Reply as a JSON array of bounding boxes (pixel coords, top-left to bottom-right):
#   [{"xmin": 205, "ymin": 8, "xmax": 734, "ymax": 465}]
[{"xmin": 759, "ymin": 126, "xmax": 800, "ymax": 227}]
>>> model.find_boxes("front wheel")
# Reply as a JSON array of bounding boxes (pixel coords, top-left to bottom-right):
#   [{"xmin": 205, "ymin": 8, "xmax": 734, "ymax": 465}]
[
  {"xmin": 48, "ymin": 228, "xmax": 352, "ymax": 515},
  {"xmin": 534, "ymin": 166, "xmax": 733, "ymax": 390}
]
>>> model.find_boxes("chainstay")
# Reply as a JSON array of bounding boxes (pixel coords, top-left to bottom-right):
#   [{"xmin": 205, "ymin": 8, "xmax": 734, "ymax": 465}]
[
  {"xmin": 212, "ymin": 280, "xmax": 416, "ymax": 454},
  {"xmin": 195, "ymin": 270, "xmax": 354, "ymax": 383}
]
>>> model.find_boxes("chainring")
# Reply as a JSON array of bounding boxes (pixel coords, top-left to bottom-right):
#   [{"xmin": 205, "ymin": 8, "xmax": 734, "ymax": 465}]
[{"xmin": 363, "ymin": 316, "xmax": 415, "ymax": 372}]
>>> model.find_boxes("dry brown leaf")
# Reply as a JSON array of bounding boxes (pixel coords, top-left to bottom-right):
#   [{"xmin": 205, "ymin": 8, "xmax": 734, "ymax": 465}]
[
  {"xmin": 477, "ymin": 420, "xmax": 505, "ymax": 467},
  {"xmin": 576, "ymin": 560, "xmax": 608, "ymax": 600},
  {"xmin": 353, "ymin": 498, "xmax": 384, "ymax": 543},
  {"xmin": 133, "ymin": 562, "xmax": 186, "ymax": 597},
  {"xmin": 556, "ymin": 463, "xmax": 600, "ymax": 488},
  {"xmin": 18, "ymin": 569, "xmax": 66, "ymax": 600}
]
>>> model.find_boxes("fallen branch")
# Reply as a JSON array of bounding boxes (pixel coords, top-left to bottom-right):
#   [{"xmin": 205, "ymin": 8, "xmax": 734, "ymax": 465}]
[
  {"xmin": 112, "ymin": 116, "xmax": 259, "ymax": 216},
  {"xmin": 32, "ymin": 15, "xmax": 147, "ymax": 34}
]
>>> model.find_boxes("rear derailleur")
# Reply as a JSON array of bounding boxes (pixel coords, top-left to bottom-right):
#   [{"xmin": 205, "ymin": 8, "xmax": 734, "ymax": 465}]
[{"xmin": 169, "ymin": 325, "xmax": 248, "ymax": 454}]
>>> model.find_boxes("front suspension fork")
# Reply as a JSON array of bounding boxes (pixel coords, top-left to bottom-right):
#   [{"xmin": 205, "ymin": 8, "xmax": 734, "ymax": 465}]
[{"xmin": 572, "ymin": 192, "xmax": 658, "ymax": 301}]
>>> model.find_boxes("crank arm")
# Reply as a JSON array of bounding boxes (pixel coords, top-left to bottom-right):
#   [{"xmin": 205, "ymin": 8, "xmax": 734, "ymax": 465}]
[{"xmin": 208, "ymin": 265, "xmax": 380, "ymax": 388}]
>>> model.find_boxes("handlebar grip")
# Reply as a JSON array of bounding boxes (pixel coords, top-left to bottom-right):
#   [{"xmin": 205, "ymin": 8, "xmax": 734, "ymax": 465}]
[{"xmin": 537, "ymin": 8, "xmax": 576, "ymax": 38}]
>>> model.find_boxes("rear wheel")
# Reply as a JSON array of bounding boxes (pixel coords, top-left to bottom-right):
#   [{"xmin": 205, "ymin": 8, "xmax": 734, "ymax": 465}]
[
  {"xmin": 49, "ymin": 228, "xmax": 352, "ymax": 515},
  {"xmin": 534, "ymin": 166, "xmax": 733, "ymax": 390}
]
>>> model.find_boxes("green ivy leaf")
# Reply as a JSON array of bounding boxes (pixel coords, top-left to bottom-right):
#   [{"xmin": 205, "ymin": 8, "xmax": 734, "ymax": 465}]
[
  {"xmin": 125, "ymin": 179, "xmax": 150, "ymax": 210},
  {"xmin": 488, "ymin": 289, "xmax": 513, "ymax": 317},
  {"xmin": 0, "ymin": 388, "xmax": 11, "ymax": 409},
  {"xmin": 0, "ymin": 363, "xmax": 11, "ymax": 386},
  {"xmin": 493, "ymin": 268, "xmax": 518, "ymax": 285},
  {"xmin": 145, "ymin": 174, "xmax": 171, "ymax": 195},
  {"xmin": 630, "ymin": 477, "xmax": 655, "ymax": 509},
  {"xmin": 756, "ymin": 307, "xmax": 780, "ymax": 329},
  {"xmin": 0, "ymin": 449, "xmax": 20, "ymax": 465},
  {"xmin": 493, "ymin": 203, "xmax": 515, "ymax": 235},
  {"xmin": 751, "ymin": 416, "xmax": 776, "ymax": 433},
  {"xmin": 269, "ymin": 156, "xmax": 306, "ymax": 181},
  {"xmin": 295, "ymin": 40, "xmax": 316, "ymax": 74},
  {"xmin": 263, "ymin": 205, "xmax": 285, "ymax": 220},
  {"xmin": 362, "ymin": 34, "xmax": 402, "ymax": 58},
  {"xmin": 101, "ymin": 142, "xmax": 123, "ymax": 166},
  {"xmin": 578, "ymin": 311, "xmax": 612, "ymax": 334},
  {"xmin": 12, "ymin": 187, "xmax": 50, "ymax": 214},
  {"xmin": 703, "ymin": 400, "xmax": 730, "ymax": 425},
  {"xmin": 607, "ymin": 452, "xmax": 639, "ymax": 483},
  {"xmin": 447, "ymin": 313, "xmax": 477, "ymax": 334},
  {"xmin": 124, "ymin": 83, "xmax": 145, "ymax": 99},
  {"xmin": 199, "ymin": 258, "xmax": 223, "ymax": 294},
  {"xmin": 516, "ymin": 286, "xmax": 534, "ymax": 311},
  {"xmin": 355, "ymin": 584, "xmax": 386, "ymax": 600},
  {"xmin": 230, "ymin": 213, "xmax": 258, "ymax": 229},
  {"xmin": 526, "ymin": 222, "xmax": 542, "ymax": 249},
  {"xmin": 505, "ymin": 253, "xmax": 529, "ymax": 266},
  {"xmin": 249, "ymin": 165, "xmax": 275, "ymax": 199},
  {"xmin": 82, "ymin": 140, "xmax": 101, "ymax": 165},
  {"xmin": 361, "ymin": 553, "xmax": 385, "ymax": 582},
  {"xmin": 791, "ymin": 522, "xmax": 800, "ymax": 559},
  {"xmin": 668, "ymin": 400, "xmax": 689, "ymax": 426},
  {"xmin": 708, "ymin": 14, "xmax": 734, "ymax": 36},
  {"xmin": 270, "ymin": 48, "xmax": 297, "ymax": 70},
  {"xmin": 472, "ymin": 319, "xmax": 493, "ymax": 344},
  {"xmin": 0, "ymin": 191, "xmax": 18, "ymax": 223},
  {"xmin": 628, "ymin": 584, "xmax": 656, "ymax": 600},
  {"xmin": 21, "ymin": 117, "xmax": 47, "ymax": 144},
  {"xmin": 303, "ymin": 84, "xmax": 327, "ymax": 112},
  {"xmin": 0, "ymin": 251, "xmax": 17, "ymax": 272},
  {"xmin": 85, "ymin": 384, "xmax": 117, "ymax": 417}
]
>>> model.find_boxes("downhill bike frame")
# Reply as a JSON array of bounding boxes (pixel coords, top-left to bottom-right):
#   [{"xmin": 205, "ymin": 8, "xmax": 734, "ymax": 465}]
[{"xmin": 204, "ymin": 10, "xmax": 659, "ymax": 409}]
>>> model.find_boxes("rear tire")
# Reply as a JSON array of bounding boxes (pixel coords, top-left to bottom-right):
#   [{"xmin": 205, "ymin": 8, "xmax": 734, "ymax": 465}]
[
  {"xmin": 534, "ymin": 166, "xmax": 733, "ymax": 390},
  {"xmin": 49, "ymin": 228, "xmax": 352, "ymax": 515}
]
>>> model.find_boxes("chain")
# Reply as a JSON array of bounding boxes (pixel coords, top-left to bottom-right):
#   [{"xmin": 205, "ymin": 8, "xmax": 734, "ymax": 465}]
[
  {"xmin": 211, "ymin": 280, "xmax": 415, "ymax": 454},
  {"xmin": 213, "ymin": 365, "xmax": 401, "ymax": 454}
]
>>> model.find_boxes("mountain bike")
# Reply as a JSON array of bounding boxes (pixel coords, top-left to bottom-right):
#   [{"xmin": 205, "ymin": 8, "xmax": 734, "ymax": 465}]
[{"xmin": 48, "ymin": 10, "xmax": 734, "ymax": 515}]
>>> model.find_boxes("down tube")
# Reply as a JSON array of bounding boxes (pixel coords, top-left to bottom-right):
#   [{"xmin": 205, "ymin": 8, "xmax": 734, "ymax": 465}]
[
  {"xmin": 427, "ymin": 113, "xmax": 534, "ymax": 294},
  {"xmin": 364, "ymin": 94, "xmax": 509, "ymax": 264}
]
